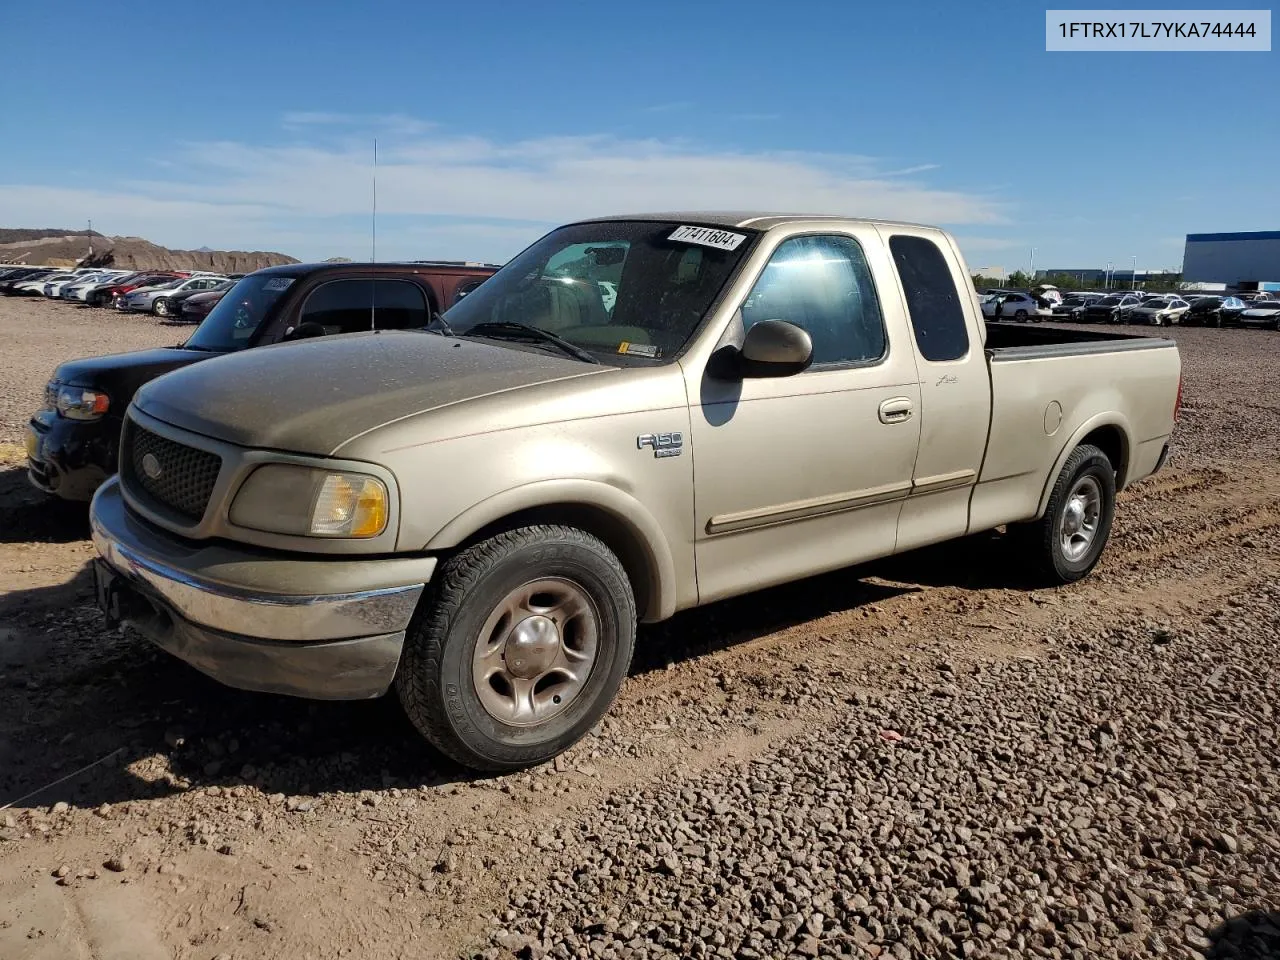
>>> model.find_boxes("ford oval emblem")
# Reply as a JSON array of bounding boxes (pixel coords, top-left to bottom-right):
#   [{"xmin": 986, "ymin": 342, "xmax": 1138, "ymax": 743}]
[{"xmin": 141, "ymin": 453, "xmax": 163, "ymax": 480}]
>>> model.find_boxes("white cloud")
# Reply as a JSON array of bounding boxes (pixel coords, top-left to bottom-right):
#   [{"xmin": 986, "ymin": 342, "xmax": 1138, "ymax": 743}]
[
  {"xmin": 880, "ymin": 163, "xmax": 942, "ymax": 177},
  {"xmin": 0, "ymin": 118, "xmax": 1009, "ymax": 262}
]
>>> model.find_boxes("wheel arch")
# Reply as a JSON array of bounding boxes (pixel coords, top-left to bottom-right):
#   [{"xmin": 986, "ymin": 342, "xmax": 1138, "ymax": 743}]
[
  {"xmin": 1035, "ymin": 414, "xmax": 1132, "ymax": 518},
  {"xmin": 424, "ymin": 479, "xmax": 678, "ymax": 623}
]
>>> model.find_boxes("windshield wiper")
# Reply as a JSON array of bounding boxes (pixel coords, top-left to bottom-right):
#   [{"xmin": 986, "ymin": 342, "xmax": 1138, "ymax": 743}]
[{"xmin": 462, "ymin": 321, "xmax": 601, "ymax": 365}]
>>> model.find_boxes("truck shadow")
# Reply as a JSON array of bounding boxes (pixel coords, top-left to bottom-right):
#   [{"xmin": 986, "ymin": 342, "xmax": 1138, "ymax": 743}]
[
  {"xmin": 1206, "ymin": 910, "xmax": 1280, "ymax": 958},
  {"xmin": 0, "ymin": 465, "xmax": 90, "ymax": 544},
  {"xmin": 0, "ymin": 531, "xmax": 1031, "ymax": 811}
]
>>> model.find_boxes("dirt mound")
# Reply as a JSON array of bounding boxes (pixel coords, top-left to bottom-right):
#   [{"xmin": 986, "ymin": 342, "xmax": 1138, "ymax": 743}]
[
  {"xmin": 0, "ymin": 229, "xmax": 298, "ymax": 274},
  {"xmin": 0, "ymin": 228, "xmax": 99, "ymax": 245}
]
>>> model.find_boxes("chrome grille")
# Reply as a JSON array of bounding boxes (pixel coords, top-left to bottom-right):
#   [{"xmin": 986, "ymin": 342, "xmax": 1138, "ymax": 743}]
[{"xmin": 123, "ymin": 420, "xmax": 221, "ymax": 521}]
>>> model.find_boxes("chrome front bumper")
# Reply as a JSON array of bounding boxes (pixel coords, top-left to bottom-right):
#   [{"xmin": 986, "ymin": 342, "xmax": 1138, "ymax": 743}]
[{"xmin": 89, "ymin": 478, "xmax": 436, "ymax": 700}]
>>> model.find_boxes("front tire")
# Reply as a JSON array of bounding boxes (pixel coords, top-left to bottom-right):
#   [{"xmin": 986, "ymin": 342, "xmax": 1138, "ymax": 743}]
[
  {"xmin": 1010, "ymin": 443, "xmax": 1116, "ymax": 585},
  {"xmin": 153, "ymin": 297, "xmax": 171, "ymax": 317},
  {"xmin": 1014, "ymin": 309, "xmax": 1028, "ymax": 321},
  {"xmin": 396, "ymin": 525, "xmax": 636, "ymax": 772}
]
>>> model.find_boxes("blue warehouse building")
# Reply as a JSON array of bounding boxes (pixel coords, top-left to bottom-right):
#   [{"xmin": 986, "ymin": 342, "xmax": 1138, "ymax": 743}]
[{"xmin": 1183, "ymin": 231, "xmax": 1280, "ymax": 289}]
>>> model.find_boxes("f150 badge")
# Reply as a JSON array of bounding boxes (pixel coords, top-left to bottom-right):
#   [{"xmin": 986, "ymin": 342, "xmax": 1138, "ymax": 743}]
[{"xmin": 637, "ymin": 432, "xmax": 683, "ymax": 458}]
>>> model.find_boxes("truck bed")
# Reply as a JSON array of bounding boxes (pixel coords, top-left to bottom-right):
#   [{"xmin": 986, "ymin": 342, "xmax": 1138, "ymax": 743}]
[
  {"xmin": 983, "ymin": 321, "xmax": 1175, "ymax": 358},
  {"xmin": 968, "ymin": 320, "xmax": 1181, "ymax": 535}
]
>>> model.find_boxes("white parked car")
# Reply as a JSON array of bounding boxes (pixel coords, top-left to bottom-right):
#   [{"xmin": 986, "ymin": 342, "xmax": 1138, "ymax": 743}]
[
  {"xmin": 117, "ymin": 275, "xmax": 229, "ymax": 315},
  {"xmin": 59, "ymin": 271, "xmax": 131, "ymax": 300},
  {"xmin": 981, "ymin": 291, "xmax": 1050, "ymax": 321},
  {"xmin": 14, "ymin": 272, "xmax": 78, "ymax": 295},
  {"xmin": 44, "ymin": 271, "xmax": 108, "ymax": 298},
  {"xmin": 1127, "ymin": 297, "xmax": 1191, "ymax": 326}
]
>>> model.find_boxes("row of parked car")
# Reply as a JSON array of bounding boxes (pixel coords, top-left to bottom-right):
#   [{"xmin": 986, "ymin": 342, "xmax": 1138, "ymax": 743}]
[
  {"xmin": 980, "ymin": 287, "xmax": 1280, "ymax": 329},
  {"xmin": 0, "ymin": 265, "xmax": 240, "ymax": 322}
]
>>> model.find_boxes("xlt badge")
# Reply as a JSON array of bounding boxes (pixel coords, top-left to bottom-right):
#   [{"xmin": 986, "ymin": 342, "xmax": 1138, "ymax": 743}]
[{"xmin": 637, "ymin": 432, "xmax": 683, "ymax": 458}]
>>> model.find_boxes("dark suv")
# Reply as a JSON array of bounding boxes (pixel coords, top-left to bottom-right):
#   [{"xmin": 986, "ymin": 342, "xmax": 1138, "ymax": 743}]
[
  {"xmin": 1080, "ymin": 293, "xmax": 1141, "ymax": 323},
  {"xmin": 26, "ymin": 260, "xmax": 500, "ymax": 500}
]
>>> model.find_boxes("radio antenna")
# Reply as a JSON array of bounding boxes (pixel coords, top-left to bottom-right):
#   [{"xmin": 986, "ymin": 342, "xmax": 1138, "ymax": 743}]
[{"xmin": 370, "ymin": 137, "xmax": 378, "ymax": 329}]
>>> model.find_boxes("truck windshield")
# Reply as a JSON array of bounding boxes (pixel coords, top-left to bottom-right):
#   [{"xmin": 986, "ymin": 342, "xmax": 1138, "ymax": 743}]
[
  {"xmin": 441, "ymin": 221, "xmax": 756, "ymax": 362},
  {"xmin": 183, "ymin": 273, "xmax": 299, "ymax": 352}
]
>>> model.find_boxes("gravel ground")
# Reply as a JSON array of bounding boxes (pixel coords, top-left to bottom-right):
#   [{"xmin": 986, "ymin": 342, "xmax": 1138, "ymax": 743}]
[
  {"xmin": 1, "ymin": 300, "xmax": 1278, "ymax": 960},
  {"xmin": 0, "ymin": 294, "xmax": 180, "ymax": 442}
]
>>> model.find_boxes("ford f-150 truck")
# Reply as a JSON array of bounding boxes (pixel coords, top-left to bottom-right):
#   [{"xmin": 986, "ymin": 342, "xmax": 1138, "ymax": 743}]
[{"xmin": 89, "ymin": 213, "xmax": 1182, "ymax": 772}]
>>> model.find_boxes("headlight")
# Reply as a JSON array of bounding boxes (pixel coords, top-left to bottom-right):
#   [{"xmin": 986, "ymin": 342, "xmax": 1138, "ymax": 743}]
[
  {"xmin": 54, "ymin": 384, "xmax": 110, "ymax": 420},
  {"xmin": 229, "ymin": 464, "xmax": 389, "ymax": 538}
]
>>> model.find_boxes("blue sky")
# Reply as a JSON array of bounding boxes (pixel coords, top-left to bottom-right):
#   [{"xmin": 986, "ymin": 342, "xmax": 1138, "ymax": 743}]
[{"xmin": 1, "ymin": 0, "xmax": 1274, "ymax": 272}]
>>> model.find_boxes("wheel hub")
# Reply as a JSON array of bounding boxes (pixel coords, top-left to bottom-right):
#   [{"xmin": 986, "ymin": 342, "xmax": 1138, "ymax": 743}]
[
  {"xmin": 1063, "ymin": 498, "xmax": 1085, "ymax": 535},
  {"xmin": 1059, "ymin": 476, "xmax": 1102, "ymax": 562},
  {"xmin": 502, "ymin": 615, "xmax": 559, "ymax": 678},
  {"xmin": 471, "ymin": 578, "xmax": 600, "ymax": 726}
]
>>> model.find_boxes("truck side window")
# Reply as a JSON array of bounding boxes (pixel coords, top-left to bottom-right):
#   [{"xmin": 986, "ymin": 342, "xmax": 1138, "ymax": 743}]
[
  {"xmin": 299, "ymin": 279, "xmax": 376, "ymax": 335},
  {"xmin": 370, "ymin": 280, "xmax": 430, "ymax": 330},
  {"xmin": 889, "ymin": 235, "xmax": 969, "ymax": 362},
  {"xmin": 740, "ymin": 235, "xmax": 886, "ymax": 366},
  {"xmin": 453, "ymin": 278, "xmax": 486, "ymax": 305}
]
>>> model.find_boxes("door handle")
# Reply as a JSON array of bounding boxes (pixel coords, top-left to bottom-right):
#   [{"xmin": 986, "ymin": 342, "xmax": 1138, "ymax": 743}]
[{"xmin": 878, "ymin": 397, "xmax": 914, "ymax": 424}]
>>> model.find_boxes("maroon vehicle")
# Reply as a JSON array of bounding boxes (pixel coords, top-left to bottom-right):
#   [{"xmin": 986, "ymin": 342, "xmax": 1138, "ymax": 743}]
[
  {"xmin": 178, "ymin": 286, "xmax": 230, "ymax": 323},
  {"xmin": 92, "ymin": 271, "xmax": 187, "ymax": 307}
]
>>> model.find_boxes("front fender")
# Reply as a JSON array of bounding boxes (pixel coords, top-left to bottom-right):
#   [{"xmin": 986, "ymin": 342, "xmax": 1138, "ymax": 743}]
[{"xmin": 424, "ymin": 478, "xmax": 679, "ymax": 621}]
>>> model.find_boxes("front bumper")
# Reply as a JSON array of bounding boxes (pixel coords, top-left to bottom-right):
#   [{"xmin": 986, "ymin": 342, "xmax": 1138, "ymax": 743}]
[
  {"xmin": 26, "ymin": 411, "xmax": 117, "ymax": 500},
  {"xmin": 89, "ymin": 478, "xmax": 436, "ymax": 700}
]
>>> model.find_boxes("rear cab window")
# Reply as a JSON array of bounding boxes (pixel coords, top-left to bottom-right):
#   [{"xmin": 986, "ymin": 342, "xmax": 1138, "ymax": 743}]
[
  {"xmin": 888, "ymin": 234, "xmax": 970, "ymax": 362},
  {"xmin": 298, "ymin": 278, "xmax": 430, "ymax": 334}
]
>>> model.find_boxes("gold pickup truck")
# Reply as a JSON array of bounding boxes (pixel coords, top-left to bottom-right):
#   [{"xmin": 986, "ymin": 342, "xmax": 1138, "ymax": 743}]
[{"xmin": 89, "ymin": 213, "xmax": 1182, "ymax": 771}]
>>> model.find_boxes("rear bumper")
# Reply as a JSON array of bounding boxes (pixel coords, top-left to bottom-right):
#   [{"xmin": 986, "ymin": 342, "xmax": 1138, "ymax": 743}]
[{"xmin": 89, "ymin": 478, "xmax": 436, "ymax": 700}]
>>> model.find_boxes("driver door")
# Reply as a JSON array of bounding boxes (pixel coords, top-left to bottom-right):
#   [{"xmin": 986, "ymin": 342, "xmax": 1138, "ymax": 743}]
[{"xmin": 688, "ymin": 228, "xmax": 922, "ymax": 604}]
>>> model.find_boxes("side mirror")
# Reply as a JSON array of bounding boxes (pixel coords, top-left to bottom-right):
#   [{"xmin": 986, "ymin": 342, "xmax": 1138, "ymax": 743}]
[
  {"xmin": 737, "ymin": 319, "xmax": 813, "ymax": 377},
  {"xmin": 283, "ymin": 321, "xmax": 326, "ymax": 341}
]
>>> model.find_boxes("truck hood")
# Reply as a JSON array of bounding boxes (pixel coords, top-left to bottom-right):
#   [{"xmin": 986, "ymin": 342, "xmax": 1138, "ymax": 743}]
[{"xmin": 133, "ymin": 330, "xmax": 611, "ymax": 456}]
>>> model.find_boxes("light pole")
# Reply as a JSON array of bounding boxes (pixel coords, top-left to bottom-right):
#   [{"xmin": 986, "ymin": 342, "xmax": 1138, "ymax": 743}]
[
  {"xmin": 1106, "ymin": 260, "xmax": 1113, "ymax": 290},
  {"xmin": 1030, "ymin": 247, "xmax": 1037, "ymax": 282},
  {"xmin": 1131, "ymin": 256, "xmax": 1138, "ymax": 290}
]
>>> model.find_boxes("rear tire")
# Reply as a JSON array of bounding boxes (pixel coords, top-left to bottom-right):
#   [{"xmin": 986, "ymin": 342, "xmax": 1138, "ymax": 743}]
[
  {"xmin": 1014, "ymin": 309, "xmax": 1028, "ymax": 322},
  {"xmin": 1010, "ymin": 443, "xmax": 1116, "ymax": 585},
  {"xmin": 396, "ymin": 524, "xmax": 636, "ymax": 772}
]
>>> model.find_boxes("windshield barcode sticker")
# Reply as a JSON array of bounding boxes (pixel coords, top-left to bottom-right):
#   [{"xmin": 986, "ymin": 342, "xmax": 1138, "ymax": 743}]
[
  {"xmin": 668, "ymin": 225, "xmax": 747, "ymax": 251},
  {"xmin": 262, "ymin": 277, "xmax": 295, "ymax": 291}
]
